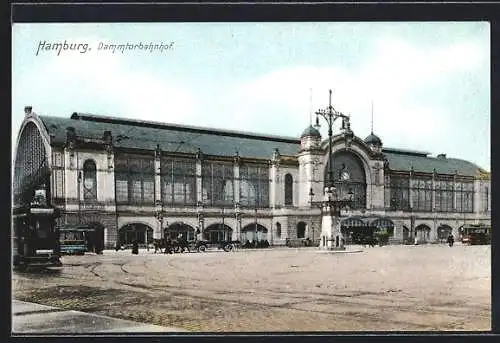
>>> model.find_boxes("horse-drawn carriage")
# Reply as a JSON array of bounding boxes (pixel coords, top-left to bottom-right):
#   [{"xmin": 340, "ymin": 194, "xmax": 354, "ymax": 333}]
[{"xmin": 152, "ymin": 238, "xmax": 238, "ymax": 254}]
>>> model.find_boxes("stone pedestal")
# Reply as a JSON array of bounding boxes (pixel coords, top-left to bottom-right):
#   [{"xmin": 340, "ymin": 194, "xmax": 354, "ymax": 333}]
[{"xmin": 319, "ymin": 204, "xmax": 345, "ymax": 251}]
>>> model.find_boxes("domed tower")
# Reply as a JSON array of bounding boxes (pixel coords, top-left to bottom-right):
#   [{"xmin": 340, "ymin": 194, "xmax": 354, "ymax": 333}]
[
  {"xmin": 300, "ymin": 125, "xmax": 321, "ymax": 151},
  {"xmin": 298, "ymin": 125, "xmax": 323, "ymax": 207},
  {"xmin": 364, "ymin": 132, "xmax": 383, "ymax": 153}
]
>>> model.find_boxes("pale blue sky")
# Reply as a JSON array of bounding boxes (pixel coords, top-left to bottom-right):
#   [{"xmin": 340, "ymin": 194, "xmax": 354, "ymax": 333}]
[{"xmin": 12, "ymin": 22, "xmax": 490, "ymax": 170}]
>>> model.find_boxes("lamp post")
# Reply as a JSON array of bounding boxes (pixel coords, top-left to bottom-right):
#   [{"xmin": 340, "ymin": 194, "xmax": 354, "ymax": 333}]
[
  {"xmin": 154, "ymin": 202, "xmax": 164, "ymax": 240},
  {"xmin": 254, "ymin": 207, "xmax": 258, "ymax": 248},
  {"xmin": 313, "ymin": 89, "xmax": 353, "ymax": 250},
  {"xmin": 464, "ymin": 193, "xmax": 469, "ymax": 227},
  {"xmin": 235, "ymin": 202, "xmax": 241, "ymax": 243},
  {"xmin": 409, "ymin": 205, "xmax": 415, "ymax": 244},
  {"xmin": 221, "ymin": 206, "xmax": 225, "ymax": 242},
  {"xmin": 77, "ymin": 171, "xmax": 82, "ymax": 224},
  {"xmin": 314, "ymin": 89, "xmax": 351, "ymax": 190},
  {"xmin": 196, "ymin": 200, "xmax": 204, "ymax": 240},
  {"xmin": 309, "ymin": 188, "xmax": 315, "ymax": 245}
]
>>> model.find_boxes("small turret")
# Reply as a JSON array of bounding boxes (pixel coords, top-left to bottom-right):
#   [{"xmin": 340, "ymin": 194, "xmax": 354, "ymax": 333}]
[
  {"xmin": 300, "ymin": 125, "xmax": 321, "ymax": 151},
  {"xmin": 364, "ymin": 132, "xmax": 382, "ymax": 153}
]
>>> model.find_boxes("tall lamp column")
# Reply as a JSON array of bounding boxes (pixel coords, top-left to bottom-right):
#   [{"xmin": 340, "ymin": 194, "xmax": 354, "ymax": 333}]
[
  {"xmin": 309, "ymin": 188, "xmax": 315, "ymax": 245},
  {"xmin": 314, "ymin": 89, "xmax": 353, "ymax": 250}
]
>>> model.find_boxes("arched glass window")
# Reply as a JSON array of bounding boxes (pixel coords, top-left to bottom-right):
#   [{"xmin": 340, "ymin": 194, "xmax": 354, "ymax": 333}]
[
  {"xmin": 276, "ymin": 222, "xmax": 281, "ymax": 238},
  {"xmin": 324, "ymin": 151, "xmax": 366, "ymax": 209},
  {"xmin": 284, "ymin": 174, "xmax": 293, "ymax": 206},
  {"xmin": 83, "ymin": 160, "xmax": 97, "ymax": 200}
]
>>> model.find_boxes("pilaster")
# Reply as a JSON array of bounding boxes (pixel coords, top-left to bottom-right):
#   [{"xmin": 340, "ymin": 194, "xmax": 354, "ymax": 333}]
[
  {"xmin": 233, "ymin": 151, "xmax": 240, "ymax": 205},
  {"xmin": 154, "ymin": 145, "xmax": 162, "ymax": 203}
]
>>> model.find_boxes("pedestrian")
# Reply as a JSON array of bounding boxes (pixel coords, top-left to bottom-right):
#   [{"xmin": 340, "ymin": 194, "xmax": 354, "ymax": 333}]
[
  {"xmin": 447, "ymin": 233, "xmax": 454, "ymax": 247},
  {"xmin": 132, "ymin": 240, "xmax": 139, "ymax": 255},
  {"xmin": 164, "ymin": 238, "xmax": 173, "ymax": 254},
  {"xmin": 414, "ymin": 234, "xmax": 418, "ymax": 245}
]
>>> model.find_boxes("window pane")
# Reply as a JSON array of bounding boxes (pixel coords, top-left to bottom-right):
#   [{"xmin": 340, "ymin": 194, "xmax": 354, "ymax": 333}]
[
  {"xmin": 116, "ymin": 178, "xmax": 128, "ymax": 203},
  {"xmin": 131, "ymin": 180, "xmax": 142, "ymax": 202},
  {"xmin": 143, "ymin": 179, "xmax": 154, "ymax": 204}
]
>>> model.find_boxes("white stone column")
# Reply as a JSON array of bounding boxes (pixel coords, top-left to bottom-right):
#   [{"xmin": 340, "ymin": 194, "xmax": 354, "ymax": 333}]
[
  {"xmin": 104, "ymin": 152, "xmax": 116, "ymax": 206},
  {"xmin": 64, "ymin": 148, "xmax": 78, "ymax": 205},
  {"xmin": 488, "ymin": 182, "xmax": 491, "ymax": 212},
  {"xmin": 319, "ymin": 187, "xmax": 344, "ymax": 250},
  {"xmin": 196, "ymin": 158, "xmax": 203, "ymax": 204},
  {"xmin": 233, "ymin": 161, "xmax": 240, "ymax": 205},
  {"xmin": 269, "ymin": 163, "xmax": 276, "ymax": 208},
  {"xmin": 154, "ymin": 154, "xmax": 161, "ymax": 203},
  {"xmin": 452, "ymin": 174, "xmax": 458, "ymax": 212},
  {"xmin": 431, "ymin": 171, "xmax": 436, "ymax": 212},
  {"xmin": 430, "ymin": 224, "xmax": 438, "ymax": 242},
  {"xmin": 408, "ymin": 172, "xmax": 414, "ymax": 210},
  {"xmin": 473, "ymin": 180, "xmax": 481, "ymax": 214},
  {"xmin": 370, "ymin": 161, "xmax": 385, "ymax": 210},
  {"xmin": 104, "ymin": 227, "xmax": 108, "ymax": 247}
]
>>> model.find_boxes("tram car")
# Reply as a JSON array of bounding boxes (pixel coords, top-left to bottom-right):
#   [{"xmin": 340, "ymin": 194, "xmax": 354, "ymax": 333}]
[
  {"xmin": 58, "ymin": 225, "xmax": 94, "ymax": 255},
  {"xmin": 12, "ymin": 189, "xmax": 62, "ymax": 270},
  {"xmin": 461, "ymin": 224, "xmax": 491, "ymax": 245}
]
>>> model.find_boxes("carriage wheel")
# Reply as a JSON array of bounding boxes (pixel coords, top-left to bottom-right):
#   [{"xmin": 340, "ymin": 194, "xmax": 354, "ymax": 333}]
[
  {"xmin": 197, "ymin": 245, "xmax": 206, "ymax": 252},
  {"xmin": 223, "ymin": 244, "xmax": 233, "ymax": 252},
  {"xmin": 173, "ymin": 245, "xmax": 181, "ymax": 253}
]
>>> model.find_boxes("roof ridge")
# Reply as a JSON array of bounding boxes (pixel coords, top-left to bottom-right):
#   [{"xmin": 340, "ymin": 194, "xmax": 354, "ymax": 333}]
[
  {"xmin": 70, "ymin": 112, "xmax": 300, "ymax": 143},
  {"xmin": 383, "ymin": 147, "xmax": 431, "ymax": 157}
]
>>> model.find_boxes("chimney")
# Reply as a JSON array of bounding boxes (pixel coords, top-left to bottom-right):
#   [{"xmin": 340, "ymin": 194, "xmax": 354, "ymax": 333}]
[
  {"xmin": 24, "ymin": 106, "xmax": 32, "ymax": 116},
  {"xmin": 437, "ymin": 153, "xmax": 446, "ymax": 159}
]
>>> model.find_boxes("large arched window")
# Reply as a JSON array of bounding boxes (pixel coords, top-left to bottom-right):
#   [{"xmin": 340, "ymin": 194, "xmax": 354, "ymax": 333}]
[
  {"xmin": 284, "ymin": 173, "xmax": 293, "ymax": 206},
  {"xmin": 241, "ymin": 224, "xmax": 268, "ymax": 242},
  {"xmin": 119, "ymin": 223, "xmax": 153, "ymax": 245},
  {"xmin": 14, "ymin": 121, "xmax": 49, "ymax": 205},
  {"xmin": 437, "ymin": 225, "xmax": 453, "ymax": 241},
  {"xmin": 83, "ymin": 160, "xmax": 97, "ymax": 200},
  {"xmin": 324, "ymin": 151, "xmax": 367, "ymax": 209}
]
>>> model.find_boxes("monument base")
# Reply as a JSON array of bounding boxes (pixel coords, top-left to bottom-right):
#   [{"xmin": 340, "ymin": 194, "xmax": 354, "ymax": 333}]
[{"xmin": 326, "ymin": 246, "xmax": 346, "ymax": 251}]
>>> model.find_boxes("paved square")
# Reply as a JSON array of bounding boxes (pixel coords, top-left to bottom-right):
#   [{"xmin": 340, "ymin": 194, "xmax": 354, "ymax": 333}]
[{"xmin": 12, "ymin": 244, "xmax": 490, "ymax": 332}]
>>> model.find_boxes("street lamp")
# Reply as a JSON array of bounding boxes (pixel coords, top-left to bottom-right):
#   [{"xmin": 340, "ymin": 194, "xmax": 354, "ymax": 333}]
[
  {"xmin": 77, "ymin": 171, "xmax": 82, "ymax": 224},
  {"xmin": 154, "ymin": 202, "xmax": 164, "ymax": 240},
  {"xmin": 309, "ymin": 188, "xmax": 315, "ymax": 245},
  {"xmin": 409, "ymin": 205, "xmax": 415, "ymax": 244},
  {"xmin": 464, "ymin": 193, "xmax": 469, "ymax": 227},
  {"xmin": 313, "ymin": 89, "xmax": 353, "ymax": 250},
  {"xmin": 314, "ymin": 89, "xmax": 351, "ymax": 190},
  {"xmin": 221, "ymin": 206, "xmax": 225, "ymax": 242},
  {"xmin": 254, "ymin": 207, "xmax": 258, "ymax": 248},
  {"xmin": 235, "ymin": 202, "xmax": 241, "ymax": 242}
]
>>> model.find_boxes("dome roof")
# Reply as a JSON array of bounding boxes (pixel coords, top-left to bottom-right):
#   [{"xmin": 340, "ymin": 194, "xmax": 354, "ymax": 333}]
[
  {"xmin": 301, "ymin": 125, "xmax": 321, "ymax": 138},
  {"xmin": 364, "ymin": 132, "xmax": 382, "ymax": 146}
]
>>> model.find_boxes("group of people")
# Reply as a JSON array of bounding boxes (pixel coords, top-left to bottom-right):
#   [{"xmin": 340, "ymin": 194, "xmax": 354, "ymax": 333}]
[
  {"xmin": 412, "ymin": 233, "xmax": 455, "ymax": 247},
  {"xmin": 124, "ymin": 232, "xmax": 456, "ymax": 254}
]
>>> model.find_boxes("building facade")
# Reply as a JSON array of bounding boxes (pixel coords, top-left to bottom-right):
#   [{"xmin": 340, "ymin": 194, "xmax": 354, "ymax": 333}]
[{"xmin": 13, "ymin": 106, "xmax": 491, "ymax": 249}]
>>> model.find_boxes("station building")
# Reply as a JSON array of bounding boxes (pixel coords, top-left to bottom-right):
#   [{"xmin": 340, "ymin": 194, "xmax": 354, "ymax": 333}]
[{"xmin": 13, "ymin": 106, "xmax": 491, "ymax": 249}]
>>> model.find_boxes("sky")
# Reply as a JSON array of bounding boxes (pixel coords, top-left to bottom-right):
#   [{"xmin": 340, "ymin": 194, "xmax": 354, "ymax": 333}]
[{"xmin": 12, "ymin": 22, "xmax": 490, "ymax": 171}]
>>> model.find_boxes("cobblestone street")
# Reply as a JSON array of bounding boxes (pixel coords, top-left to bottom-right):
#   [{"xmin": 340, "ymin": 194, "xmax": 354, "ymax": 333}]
[{"xmin": 12, "ymin": 244, "xmax": 490, "ymax": 332}]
